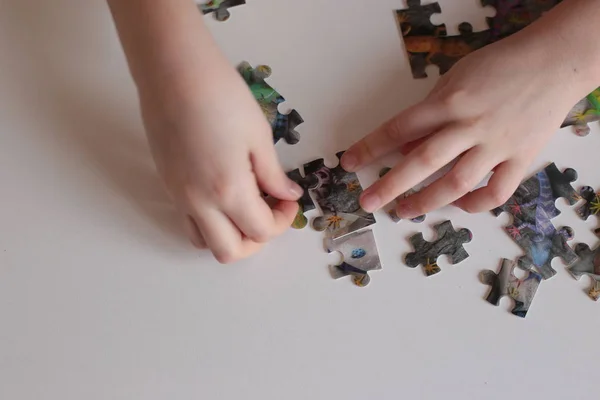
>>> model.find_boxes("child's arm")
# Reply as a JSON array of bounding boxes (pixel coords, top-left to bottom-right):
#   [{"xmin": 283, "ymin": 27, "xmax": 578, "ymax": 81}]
[
  {"xmin": 107, "ymin": 0, "xmax": 302, "ymax": 263},
  {"xmin": 342, "ymin": 0, "xmax": 600, "ymax": 219}
]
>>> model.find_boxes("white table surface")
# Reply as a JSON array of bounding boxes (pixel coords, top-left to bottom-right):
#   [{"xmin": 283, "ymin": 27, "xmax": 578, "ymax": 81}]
[{"xmin": 1, "ymin": 1, "xmax": 599, "ymax": 399}]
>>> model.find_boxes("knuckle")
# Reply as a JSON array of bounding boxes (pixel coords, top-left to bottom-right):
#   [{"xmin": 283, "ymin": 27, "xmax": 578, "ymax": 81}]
[
  {"xmin": 214, "ymin": 246, "xmax": 239, "ymax": 265},
  {"xmin": 416, "ymin": 143, "xmax": 439, "ymax": 169},
  {"xmin": 440, "ymin": 89, "xmax": 468, "ymax": 115},
  {"xmin": 386, "ymin": 119, "xmax": 402, "ymax": 142},
  {"xmin": 488, "ymin": 186, "xmax": 511, "ymax": 209},
  {"xmin": 448, "ymin": 172, "xmax": 474, "ymax": 194},
  {"xmin": 208, "ymin": 178, "xmax": 239, "ymax": 205},
  {"xmin": 249, "ymin": 228, "xmax": 271, "ymax": 243}
]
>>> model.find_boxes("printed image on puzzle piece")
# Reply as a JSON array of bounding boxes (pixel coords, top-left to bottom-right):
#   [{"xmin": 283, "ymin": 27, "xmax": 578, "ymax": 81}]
[
  {"xmin": 287, "ymin": 168, "xmax": 318, "ymax": 230},
  {"xmin": 576, "ymin": 186, "xmax": 600, "ymax": 222},
  {"xmin": 238, "ymin": 62, "xmax": 304, "ymax": 145},
  {"xmin": 562, "ymin": 88, "xmax": 600, "ymax": 137},
  {"xmin": 199, "ymin": 0, "xmax": 246, "ymax": 21},
  {"xmin": 515, "ymin": 225, "xmax": 577, "ymax": 280},
  {"xmin": 405, "ymin": 220, "xmax": 473, "ymax": 276},
  {"xmin": 481, "ymin": 258, "xmax": 542, "ymax": 318},
  {"xmin": 568, "ymin": 243, "xmax": 600, "ymax": 301},
  {"xmin": 305, "ymin": 152, "xmax": 376, "ymax": 239},
  {"xmin": 379, "ymin": 168, "xmax": 425, "ymax": 223},
  {"xmin": 325, "ymin": 229, "xmax": 381, "ymax": 287}
]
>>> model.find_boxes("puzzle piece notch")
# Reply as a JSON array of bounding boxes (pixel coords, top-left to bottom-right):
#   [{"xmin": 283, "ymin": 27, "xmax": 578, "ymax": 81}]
[
  {"xmin": 199, "ymin": 0, "xmax": 246, "ymax": 22},
  {"xmin": 405, "ymin": 220, "xmax": 473, "ymax": 276},
  {"xmin": 325, "ymin": 229, "xmax": 382, "ymax": 287},
  {"xmin": 304, "ymin": 152, "xmax": 376, "ymax": 239},
  {"xmin": 238, "ymin": 62, "xmax": 304, "ymax": 145},
  {"xmin": 568, "ymin": 243, "xmax": 600, "ymax": 301},
  {"xmin": 379, "ymin": 168, "xmax": 425, "ymax": 223},
  {"xmin": 481, "ymin": 258, "xmax": 542, "ymax": 318}
]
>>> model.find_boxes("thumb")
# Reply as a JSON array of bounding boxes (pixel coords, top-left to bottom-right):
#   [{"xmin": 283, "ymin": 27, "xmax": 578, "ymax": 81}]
[{"xmin": 251, "ymin": 142, "xmax": 303, "ymax": 201}]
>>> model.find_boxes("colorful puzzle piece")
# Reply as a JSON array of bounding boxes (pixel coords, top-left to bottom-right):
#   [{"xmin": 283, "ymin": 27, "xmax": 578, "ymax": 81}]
[
  {"xmin": 405, "ymin": 220, "xmax": 473, "ymax": 276},
  {"xmin": 576, "ymin": 186, "xmax": 600, "ymax": 222},
  {"xmin": 562, "ymin": 89, "xmax": 600, "ymax": 136},
  {"xmin": 481, "ymin": 258, "xmax": 542, "ymax": 318},
  {"xmin": 199, "ymin": 0, "xmax": 245, "ymax": 22},
  {"xmin": 287, "ymin": 168, "xmax": 318, "ymax": 230},
  {"xmin": 325, "ymin": 229, "xmax": 382, "ymax": 287},
  {"xmin": 238, "ymin": 62, "xmax": 304, "ymax": 145},
  {"xmin": 379, "ymin": 168, "xmax": 425, "ymax": 223},
  {"xmin": 568, "ymin": 243, "xmax": 600, "ymax": 301},
  {"xmin": 304, "ymin": 152, "xmax": 376, "ymax": 239}
]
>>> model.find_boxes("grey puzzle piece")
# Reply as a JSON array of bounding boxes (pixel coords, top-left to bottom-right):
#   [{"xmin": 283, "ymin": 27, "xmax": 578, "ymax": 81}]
[
  {"xmin": 405, "ymin": 220, "xmax": 473, "ymax": 276},
  {"xmin": 568, "ymin": 243, "xmax": 600, "ymax": 301},
  {"xmin": 481, "ymin": 258, "xmax": 542, "ymax": 318},
  {"xmin": 325, "ymin": 229, "xmax": 382, "ymax": 287},
  {"xmin": 199, "ymin": 0, "xmax": 246, "ymax": 21}
]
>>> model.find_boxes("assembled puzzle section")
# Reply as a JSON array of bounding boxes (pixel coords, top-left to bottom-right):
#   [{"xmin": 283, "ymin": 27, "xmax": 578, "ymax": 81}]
[
  {"xmin": 481, "ymin": 258, "xmax": 542, "ymax": 318},
  {"xmin": 199, "ymin": 0, "xmax": 246, "ymax": 22},
  {"xmin": 568, "ymin": 243, "xmax": 600, "ymax": 301},
  {"xmin": 405, "ymin": 220, "xmax": 473, "ymax": 276},
  {"xmin": 325, "ymin": 229, "xmax": 382, "ymax": 287},
  {"xmin": 238, "ymin": 62, "xmax": 304, "ymax": 145},
  {"xmin": 379, "ymin": 168, "xmax": 425, "ymax": 223}
]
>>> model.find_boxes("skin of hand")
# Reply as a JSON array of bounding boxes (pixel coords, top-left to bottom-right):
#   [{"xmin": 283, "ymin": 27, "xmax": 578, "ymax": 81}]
[
  {"xmin": 108, "ymin": 0, "xmax": 302, "ymax": 263},
  {"xmin": 341, "ymin": 0, "xmax": 600, "ymax": 220}
]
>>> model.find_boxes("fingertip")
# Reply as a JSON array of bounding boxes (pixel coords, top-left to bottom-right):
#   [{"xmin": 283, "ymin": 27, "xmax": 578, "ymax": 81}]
[
  {"xmin": 272, "ymin": 200, "xmax": 300, "ymax": 229},
  {"xmin": 340, "ymin": 152, "xmax": 358, "ymax": 172}
]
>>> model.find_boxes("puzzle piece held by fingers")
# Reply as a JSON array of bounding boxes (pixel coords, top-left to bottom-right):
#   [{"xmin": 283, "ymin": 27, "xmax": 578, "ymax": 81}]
[
  {"xmin": 287, "ymin": 168, "xmax": 317, "ymax": 229},
  {"xmin": 379, "ymin": 168, "xmax": 425, "ymax": 223},
  {"xmin": 325, "ymin": 229, "xmax": 381, "ymax": 287},
  {"xmin": 199, "ymin": 0, "xmax": 246, "ymax": 22},
  {"xmin": 481, "ymin": 258, "xmax": 542, "ymax": 318},
  {"xmin": 405, "ymin": 220, "xmax": 473, "ymax": 276},
  {"xmin": 568, "ymin": 243, "xmax": 600, "ymax": 301},
  {"xmin": 238, "ymin": 62, "xmax": 304, "ymax": 145}
]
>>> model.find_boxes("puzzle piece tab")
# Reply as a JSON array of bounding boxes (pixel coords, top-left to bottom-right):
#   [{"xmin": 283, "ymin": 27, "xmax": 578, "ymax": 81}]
[
  {"xmin": 405, "ymin": 220, "xmax": 473, "ymax": 276},
  {"xmin": 568, "ymin": 243, "xmax": 600, "ymax": 301},
  {"xmin": 238, "ymin": 62, "xmax": 304, "ymax": 145},
  {"xmin": 379, "ymin": 168, "xmax": 425, "ymax": 223},
  {"xmin": 325, "ymin": 229, "xmax": 381, "ymax": 287},
  {"xmin": 481, "ymin": 258, "xmax": 542, "ymax": 318},
  {"xmin": 199, "ymin": 0, "xmax": 246, "ymax": 22}
]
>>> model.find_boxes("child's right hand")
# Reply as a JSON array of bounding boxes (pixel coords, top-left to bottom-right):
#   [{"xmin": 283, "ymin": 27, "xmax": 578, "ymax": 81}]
[{"xmin": 138, "ymin": 54, "xmax": 302, "ymax": 264}]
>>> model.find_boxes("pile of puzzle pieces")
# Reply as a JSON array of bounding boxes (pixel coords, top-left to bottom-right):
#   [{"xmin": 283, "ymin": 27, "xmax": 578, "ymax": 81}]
[{"xmin": 395, "ymin": 0, "xmax": 600, "ymax": 135}]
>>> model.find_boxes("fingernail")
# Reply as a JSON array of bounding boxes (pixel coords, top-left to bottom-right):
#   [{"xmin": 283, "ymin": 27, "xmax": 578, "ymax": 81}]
[
  {"xmin": 361, "ymin": 192, "xmax": 381, "ymax": 212},
  {"xmin": 341, "ymin": 153, "xmax": 357, "ymax": 171},
  {"xmin": 289, "ymin": 181, "xmax": 304, "ymax": 197},
  {"xmin": 396, "ymin": 202, "xmax": 415, "ymax": 219}
]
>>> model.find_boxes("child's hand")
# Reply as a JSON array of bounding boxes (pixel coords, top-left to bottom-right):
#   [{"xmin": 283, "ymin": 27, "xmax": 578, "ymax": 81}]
[
  {"xmin": 140, "ymin": 58, "xmax": 302, "ymax": 263},
  {"xmin": 341, "ymin": 30, "xmax": 591, "ymax": 220}
]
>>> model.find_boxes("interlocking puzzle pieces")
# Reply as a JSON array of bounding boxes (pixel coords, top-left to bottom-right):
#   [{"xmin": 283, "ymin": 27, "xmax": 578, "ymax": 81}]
[
  {"xmin": 199, "ymin": 0, "xmax": 245, "ymax": 22},
  {"xmin": 379, "ymin": 168, "xmax": 425, "ymax": 223},
  {"xmin": 238, "ymin": 62, "xmax": 304, "ymax": 145},
  {"xmin": 568, "ymin": 243, "xmax": 600, "ymax": 301},
  {"xmin": 325, "ymin": 229, "xmax": 382, "ymax": 287},
  {"xmin": 481, "ymin": 258, "xmax": 542, "ymax": 318},
  {"xmin": 405, "ymin": 220, "xmax": 473, "ymax": 276},
  {"xmin": 563, "ymin": 89, "xmax": 600, "ymax": 137}
]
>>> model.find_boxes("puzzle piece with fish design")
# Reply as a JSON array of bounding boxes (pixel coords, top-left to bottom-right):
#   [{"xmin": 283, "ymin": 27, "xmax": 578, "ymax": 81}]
[
  {"xmin": 481, "ymin": 258, "xmax": 542, "ymax": 318},
  {"xmin": 238, "ymin": 62, "xmax": 303, "ymax": 145},
  {"xmin": 199, "ymin": 0, "xmax": 246, "ymax": 22},
  {"xmin": 568, "ymin": 243, "xmax": 600, "ymax": 301},
  {"xmin": 405, "ymin": 220, "xmax": 472, "ymax": 276},
  {"xmin": 325, "ymin": 229, "xmax": 381, "ymax": 287},
  {"xmin": 379, "ymin": 168, "xmax": 425, "ymax": 223}
]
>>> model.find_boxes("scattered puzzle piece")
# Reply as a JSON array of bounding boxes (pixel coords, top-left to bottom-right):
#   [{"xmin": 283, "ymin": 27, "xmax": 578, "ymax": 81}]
[
  {"xmin": 325, "ymin": 229, "xmax": 381, "ymax": 287},
  {"xmin": 304, "ymin": 152, "xmax": 376, "ymax": 239},
  {"xmin": 568, "ymin": 243, "xmax": 600, "ymax": 301},
  {"xmin": 379, "ymin": 167, "xmax": 425, "ymax": 223},
  {"xmin": 576, "ymin": 186, "xmax": 600, "ymax": 221},
  {"xmin": 405, "ymin": 220, "xmax": 473, "ymax": 276},
  {"xmin": 562, "ymin": 89, "xmax": 600, "ymax": 136},
  {"xmin": 199, "ymin": 0, "xmax": 246, "ymax": 22},
  {"xmin": 481, "ymin": 258, "xmax": 542, "ymax": 318},
  {"xmin": 238, "ymin": 62, "xmax": 304, "ymax": 145}
]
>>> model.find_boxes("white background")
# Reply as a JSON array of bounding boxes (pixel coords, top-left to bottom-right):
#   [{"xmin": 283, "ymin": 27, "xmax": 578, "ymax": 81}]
[{"xmin": 1, "ymin": 1, "xmax": 599, "ymax": 399}]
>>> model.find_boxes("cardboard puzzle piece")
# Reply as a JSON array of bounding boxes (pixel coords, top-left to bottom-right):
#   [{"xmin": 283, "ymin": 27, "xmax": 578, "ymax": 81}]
[
  {"xmin": 562, "ymin": 89, "xmax": 600, "ymax": 136},
  {"xmin": 576, "ymin": 186, "xmax": 600, "ymax": 221},
  {"xmin": 238, "ymin": 62, "xmax": 304, "ymax": 145},
  {"xmin": 379, "ymin": 168, "xmax": 425, "ymax": 223},
  {"xmin": 287, "ymin": 168, "xmax": 318, "ymax": 230},
  {"xmin": 515, "ymin": 225, "xmax": 577, "ymax": 280},
  {"xmin": 405, "ymin": 220, "xmax": 473, "ymax": 276},
  {"xmin": 325, "ymin": 229, "xmax": 382, "ymax": 287},
  {"xmin": 304, "ymin": 151, "xmax": 376, "ymax": 239},
  {"xmin": 568, "ymin": 243, "xmax": 600, "ymax": 301},
  {"xmin": 199, "ymin": 0, "xmax": 246, "ymax": 22},
  {"xmin": 481, "ymin": 258, "xmax": 542, "ymax": 318}
]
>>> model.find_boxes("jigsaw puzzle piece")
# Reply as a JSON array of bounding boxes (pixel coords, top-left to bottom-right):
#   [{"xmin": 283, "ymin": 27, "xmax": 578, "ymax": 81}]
[
  {"xmin": 238, "ymin": 62, "xmax": 304, "ymax": 145},
  {"xmin": 325, "ymin": 229, "xmax": 381, "ymax": 287},
  {"xmin": 515, "ymin": 226, "xmax": 577, "ymax": 280},
  {"xmin": 304, "ymin": 152, "xmax": 376, "ymax": 239},
  {"xmin": 481, "ymin": 0, "xmax": 561, "ymax": 41},
  {"xmin": 568, "ymin": 243, "xmax": 600, "ymax": 301},
  {"xmin": 576, "ymin": 186, "xmax": 600, "ymax": 221},
  {"xmin": 481, "ymin": 258, "xmax": 542, "ymax": 318},
  {"xmin": 287, "ymin": 168, "xmax": 318, "ymax": 230},
  {"xmin": 199, "ymin": 0, "xmax": 246, "ymax": 22},
  {"xmin": 562, "ymin": 88, "xmax": 600, "ymax": 136},
  {"xmin": 405, "ymin": 220, "xmax": 473, "ymax": 276},
  {"xmin": 379, "ymin": 168, "xmax": 425, "ymax": 223}
]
